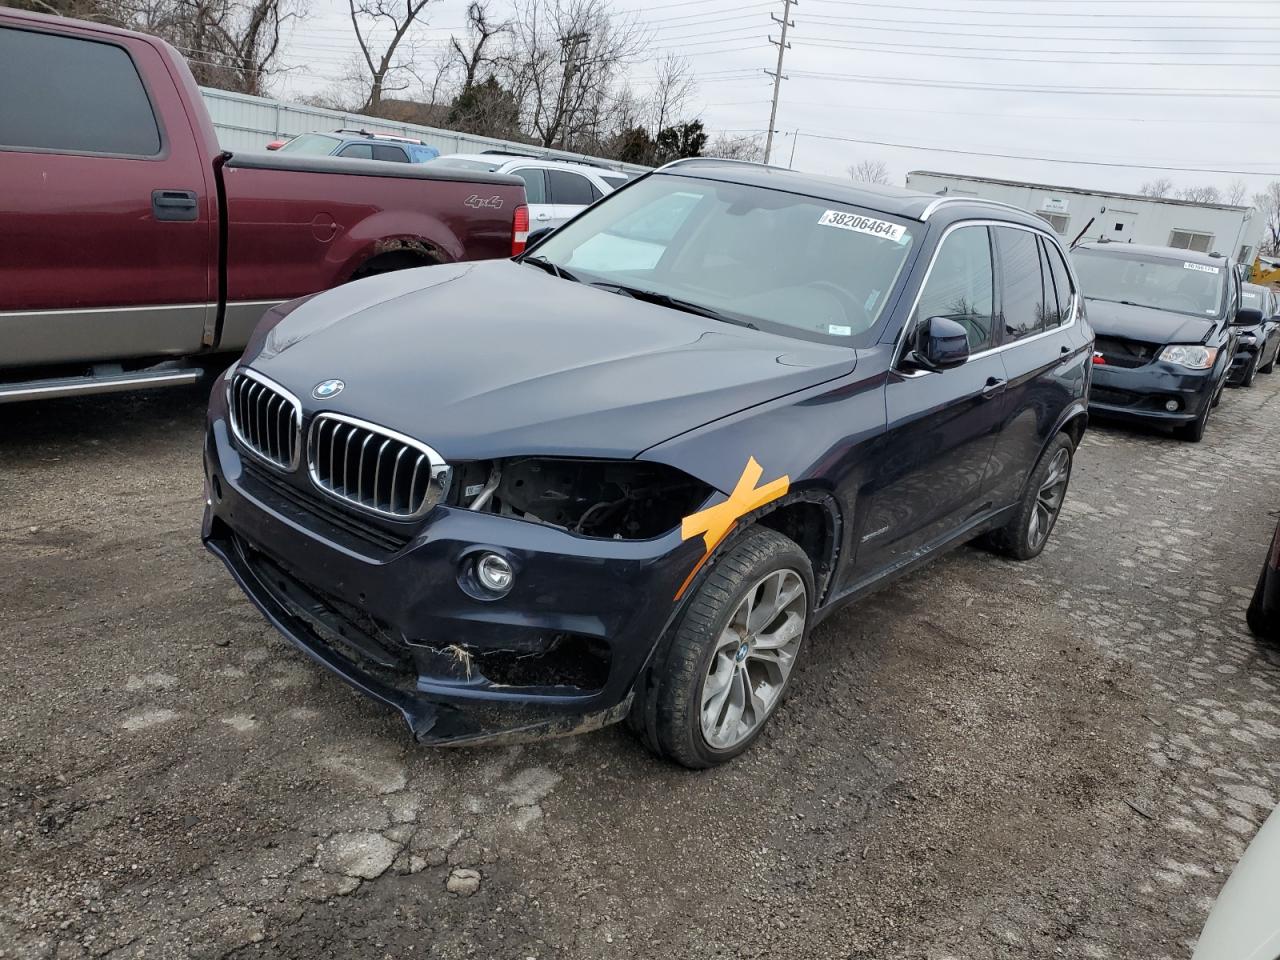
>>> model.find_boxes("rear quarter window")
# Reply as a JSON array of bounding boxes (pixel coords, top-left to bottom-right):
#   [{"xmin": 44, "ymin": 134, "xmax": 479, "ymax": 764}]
[{"xmin": 0, "ymin": 26, "xmax": 161, "ymax": 156}]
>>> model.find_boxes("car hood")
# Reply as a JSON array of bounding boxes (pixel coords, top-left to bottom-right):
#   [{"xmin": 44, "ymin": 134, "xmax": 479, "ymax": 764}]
[
  {"xmin": 246, "ymin": 260, "xmax": 857, "ymax": 468},
  {"xmin": 1085, "ymin": 298, "xmax": 1216, "ymax": 345}
]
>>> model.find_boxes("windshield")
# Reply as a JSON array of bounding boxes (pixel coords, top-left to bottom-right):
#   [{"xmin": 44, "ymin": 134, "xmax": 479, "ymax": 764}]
[
  {"xmin": 428, "ymin": 157, "xmax": 500, "ymax": 172},
  {"xmin": 1242, "ymin": 287, "xmax": 1265, "ymax": 310},
  {"xmin": 1072, "ymin": 248, "xmax": 1225, "ymax": 319},
  {"xmin": 278, "ymin": 133, "xmax": 341, "ymax": 155},
  {"xmin": 527, "ymin": 174, "xmax": 917, "ymax": 346}
]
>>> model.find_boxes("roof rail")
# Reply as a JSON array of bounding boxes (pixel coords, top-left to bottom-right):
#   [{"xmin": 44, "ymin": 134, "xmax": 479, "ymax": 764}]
[
  {"xmin": 656, "ymin": 156, "xmax": 772, "ymax": 172},
  {"xmin": 919, "ymin": 195, "xmax": 1037, "ymax": 221}
]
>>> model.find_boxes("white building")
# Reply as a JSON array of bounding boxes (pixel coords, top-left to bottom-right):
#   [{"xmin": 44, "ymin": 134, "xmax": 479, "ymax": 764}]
[{"xmin": 906, "ymin": 170, "xmax": 1265, "ymax": 265}]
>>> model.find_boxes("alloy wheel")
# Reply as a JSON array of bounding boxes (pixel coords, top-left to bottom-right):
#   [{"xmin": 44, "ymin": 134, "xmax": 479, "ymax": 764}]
[
  {"xmin": 699, "ymin": 569, "xmax": 807, "ymax": 750},
  {"xmin": 1027, "ymin": 447, "xmax": 1071, "ymax": 550}
]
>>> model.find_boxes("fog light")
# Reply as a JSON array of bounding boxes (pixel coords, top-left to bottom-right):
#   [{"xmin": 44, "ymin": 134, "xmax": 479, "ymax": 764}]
[
  {"xmin": 475, "ymin": 553, "xmax": 514, "ymax": 595},
  {"xmin": 1165, "ymin": 399, "xmax": 1180, "ymax": 412}
]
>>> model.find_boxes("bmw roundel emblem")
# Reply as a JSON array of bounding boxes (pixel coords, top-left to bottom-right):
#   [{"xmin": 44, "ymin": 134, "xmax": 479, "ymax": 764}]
[{"xmin": 312, "ymin": 379, "xmax": 344, "ymax": 400}]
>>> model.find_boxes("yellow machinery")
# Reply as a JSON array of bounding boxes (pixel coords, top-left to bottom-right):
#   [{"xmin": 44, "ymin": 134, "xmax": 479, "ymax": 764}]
[{"xmin": 1253, "ymin": 256, "xmax": 1280, "ymax": 287}]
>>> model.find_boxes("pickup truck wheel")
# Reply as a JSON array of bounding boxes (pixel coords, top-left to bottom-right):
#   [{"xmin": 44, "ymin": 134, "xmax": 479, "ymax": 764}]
[
  {"xmin": 350, "ymin": 251, "xmax": 436, "ymax": 280},
  {"xmin": 631, "ymin": 526, "xmax": 813, "ymax": 769},
  {"xmin": 984, "ymin": 433, "xmax": 1074, "ymax": 561}
]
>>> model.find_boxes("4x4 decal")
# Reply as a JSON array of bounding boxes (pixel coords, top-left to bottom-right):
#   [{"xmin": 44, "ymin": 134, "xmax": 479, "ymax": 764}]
[{"xmin": 464, "ymin": 194, "xmax": 504, "ymax": 209}]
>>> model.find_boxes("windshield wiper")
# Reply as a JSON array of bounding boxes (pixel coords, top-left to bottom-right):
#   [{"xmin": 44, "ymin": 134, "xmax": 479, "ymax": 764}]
[
  {"xmin": 522, "ymin": 255, "xmax": 579, "ymax": 283},
  {"xmin": 593, "ymin": 283, "xmax": 758, "ymax": 330}
]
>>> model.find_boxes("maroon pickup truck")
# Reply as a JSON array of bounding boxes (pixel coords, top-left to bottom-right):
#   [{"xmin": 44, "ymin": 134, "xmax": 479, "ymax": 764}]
[{"xmin": 0, "ymin": 10, "xmax": 528, "ymax": 403}]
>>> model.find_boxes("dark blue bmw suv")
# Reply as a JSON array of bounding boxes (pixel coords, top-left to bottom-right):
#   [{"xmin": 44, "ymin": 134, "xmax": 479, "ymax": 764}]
[{"xmin": 202, "ymin": 159, "xmax": 1093, "ymax": 767}]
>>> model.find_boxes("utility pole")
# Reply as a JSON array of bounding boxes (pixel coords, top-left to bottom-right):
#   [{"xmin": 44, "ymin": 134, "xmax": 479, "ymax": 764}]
[
  {"xmin": 763, "ymin": 0, "xmax": 795, "ymax": 165},
  {"xmin": 788, "ymin": 127, "xmax": 800, "ymax": 169},
  {"xmin": 552, "ymin": 31, "xmax": 589, "ymax": 148}
]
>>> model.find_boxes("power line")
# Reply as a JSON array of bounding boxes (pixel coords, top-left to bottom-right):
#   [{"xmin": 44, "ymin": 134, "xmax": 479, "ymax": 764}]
[
  {"xmin": 770, "ymin": 99, "xmax": 1262, "ymax": 126},
  {"xmin": 789, "ymin": 34, "xmax": 1280, "ymax": 56},
  {"xmin": 799, "ymin": 16, "xmax": 1280, "ymax": 41},
  {"xmin": 797, "ymin": 12, "xmax": 1280, "ymax": 30},
  {"xmin": 789, "ymin": 70, "xmax": 1280, "ymax": 98},
  {"xmin": 807, "ymin": 0, "xmax": 1280, "ymax": 18},
  {"xmin": 793, "ymin": 39, "xmax": 1280, "ymax": 66},
  {"xmin": 788, "ymin": 130, "xmax": 1280, "ymax": 175}
]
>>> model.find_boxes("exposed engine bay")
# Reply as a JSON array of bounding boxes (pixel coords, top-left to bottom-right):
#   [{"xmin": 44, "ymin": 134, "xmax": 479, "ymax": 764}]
[{"xmin": 449, "ymin": 458, "xmax": 713, "ymax": 540}]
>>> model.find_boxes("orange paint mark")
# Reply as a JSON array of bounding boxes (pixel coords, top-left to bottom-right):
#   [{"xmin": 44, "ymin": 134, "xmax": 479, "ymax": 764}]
[{"xmin": 673, "ymin": 457, "xmax": 790, "ymax": 600}]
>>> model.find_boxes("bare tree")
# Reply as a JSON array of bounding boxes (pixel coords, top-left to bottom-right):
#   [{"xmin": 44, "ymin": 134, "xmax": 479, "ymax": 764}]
[
  {"xmin": 173, "ymin": 0, "xmax": 300, "ymax": 95},
  {"xmin": 348, "ymin": 0, "xmax": 433, "ymax": 114},
  {"xmin": 1255, "ymin": 182, "xmax": 1280, "ymax": 257},
  {"xmin": 1178, "ymin": 185, "xmax": 1222, "ymax": 205},
  {"xmin": 644, "ymin": 54, "xmax": 695, "ymax": 137},
  {"xmin": 447, "ymin": 0, "xmax": 508, "ymax": 92},
  {"xmin": 1139, "ymin": 177, "xmax": 1174, "ymax": 199},
  {"xmin": 707, "ymin": 132, "xmax": 765, "ymax": 163},
  {"xmin": 1224, "ymin": 178, "xmax": 1249, "ymax": 206},
  {"xmin": 507, "ymin": 0, "xmax": 647, "ymax": 151},
  {"xmin": 849, "ymin": 158, "xmax": 890, "ymax": 185}
]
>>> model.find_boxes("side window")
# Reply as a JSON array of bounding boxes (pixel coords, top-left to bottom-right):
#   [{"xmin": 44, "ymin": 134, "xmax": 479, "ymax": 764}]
[
  {"xmin": 511, "ymin": 168, "xmax": 547, "ymax": 205},
  {"xmin": 1036, "ymin": 237, "xmax": 1068, "ymax": 328},
  {"xmin": 371, "ymin": 144, "xmax": 408, "ymax": 162},
  {"xmin": 994, "ymin": 227, "xmax": 1047, "ymax": 341},
  {"xmin": 547, "ymin": 170, "xmax": 596, "ymax": 206},
  {"xmin": 1046, "ymin": 241, "xmax": 1075, "ymax": 326},
  {"xmin": 913, "ymin": 225, "xmax": 995, "ymax": 351},
  {"xmin": 0, "ymin": 26, "xmax": 161, "ymax": 155},
  {"xmin": 588, "ymin": 180, "xmax": 603, "ymax": 202},
  {"xmin": 338, "ymin": 143, "xmax": 374, "ymax": 159}
]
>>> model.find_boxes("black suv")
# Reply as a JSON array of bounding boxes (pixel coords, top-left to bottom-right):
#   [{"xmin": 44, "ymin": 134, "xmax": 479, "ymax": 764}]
[
  {"xmin": 1229, "ymin": 283, "xmax": 1280, "ymax": 387},
  {"xmin": 202, "ymin": 160, "xmax": 1093, "ymax": 768},
  {"xmin": 1072, "ymin": 241, "xmax": 1242, "ymax": 441}
]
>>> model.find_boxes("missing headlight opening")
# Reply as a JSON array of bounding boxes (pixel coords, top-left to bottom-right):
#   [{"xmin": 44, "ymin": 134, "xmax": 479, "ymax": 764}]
[{"xmin": 450, "ymin": 458, "xmax": 712, "ymax": 539}]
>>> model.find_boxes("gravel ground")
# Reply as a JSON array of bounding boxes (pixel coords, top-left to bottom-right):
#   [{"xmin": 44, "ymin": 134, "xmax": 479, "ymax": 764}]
[{"xmin": 3, "ymin": 373, "xmax": 1279, "ymax": 959}]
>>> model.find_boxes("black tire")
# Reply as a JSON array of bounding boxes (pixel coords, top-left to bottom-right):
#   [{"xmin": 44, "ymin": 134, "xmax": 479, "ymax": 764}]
[
  {"xmin": 1242, "ymin": 354, "xmax": 1258, "ymax": 388},
  {"xmin": 629, "ymin": 525, "xmax": 814, "ymax": 769},
  {"xmin": 984, "ymin": 432, "xmax": 1074, "ymax": 561},
  {"xmin": 1247, "ymin": 567, "xmax": 1279, "ymax": 643},
  {"xmin": 1176, "ymin": 399, "xmax": 1210, "ymax": 442},
  {"xmin": 1260, "ymin": 347, "xmax": 1276, "ymax": 375}
]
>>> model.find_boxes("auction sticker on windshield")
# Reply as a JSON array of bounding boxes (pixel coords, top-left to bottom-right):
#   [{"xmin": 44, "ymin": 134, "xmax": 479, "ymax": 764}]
[
  {"xmin": 818, "ymin": 210, "xmax": 907, "ymax": 243},
  {"xmin": 1184, "ymin": 262, "xmax": 1220, "ymax": 274}
]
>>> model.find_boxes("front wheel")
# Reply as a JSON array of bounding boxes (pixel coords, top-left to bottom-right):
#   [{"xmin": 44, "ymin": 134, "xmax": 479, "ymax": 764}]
[
  {"xmin": 984, "ymin": 433, "xmax": 1074, "ymax": 561},
  {"xmin": 630, "ymin": 525, "xmax": 814, "ymax": 769},
  {"xmin": 1260, "ymin": 345, "xmax": 1276, "ymax": 375},
  {"xmin": 1176, "ymin": 396, "xmax": 1212, "ymax": 442}
]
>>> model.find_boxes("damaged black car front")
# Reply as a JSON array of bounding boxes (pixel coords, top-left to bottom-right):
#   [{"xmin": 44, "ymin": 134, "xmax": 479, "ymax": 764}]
[{"xmin": 202, "ymin": 162, "xmax": 924, "ymax": 766}]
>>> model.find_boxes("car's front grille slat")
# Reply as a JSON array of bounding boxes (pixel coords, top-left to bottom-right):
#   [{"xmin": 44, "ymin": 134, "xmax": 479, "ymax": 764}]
[
  {"xmin": 308, "ymin": 413, "xmax": 449, "ymax": 521},
  {"xmin": 229, "ymin": 370, "xmax": 301, "ymax": 471}
]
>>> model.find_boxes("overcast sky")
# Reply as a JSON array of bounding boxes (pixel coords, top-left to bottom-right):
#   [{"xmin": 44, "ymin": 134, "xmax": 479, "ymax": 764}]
[{"xmin": 271, "ymin": 0, "xmax": 1280, "ymax": 197}]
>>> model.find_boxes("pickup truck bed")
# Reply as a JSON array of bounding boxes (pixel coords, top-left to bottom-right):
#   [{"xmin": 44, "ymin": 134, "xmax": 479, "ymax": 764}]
[{"xmin": 0, "ymin": 9, "xmax": 527, "ymax": 401}]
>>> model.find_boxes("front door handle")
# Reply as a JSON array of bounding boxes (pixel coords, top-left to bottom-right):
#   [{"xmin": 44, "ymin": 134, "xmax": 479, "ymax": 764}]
[
  {"xmin": 981, "ymin": 377, "xmax": 1007, "ymax": 399},
  {"xmin": 152, "ymin": 189, "xmax": 199, "ymax": 222}
]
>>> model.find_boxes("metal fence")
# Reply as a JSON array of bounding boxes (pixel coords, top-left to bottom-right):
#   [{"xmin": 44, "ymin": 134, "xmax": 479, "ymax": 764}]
[{"xmin": 200, "ymin": 87, "xmax": 650, "ymax": 175}]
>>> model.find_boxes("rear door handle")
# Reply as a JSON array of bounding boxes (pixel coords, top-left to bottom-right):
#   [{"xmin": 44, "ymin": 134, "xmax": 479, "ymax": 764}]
[
  {"xmin": 151, "ymin": 189, "xmax": 198, "ymax": 222},
  {"xmin": 981, "ymin": 377, "xmax": 1007, "ymax": 399}
]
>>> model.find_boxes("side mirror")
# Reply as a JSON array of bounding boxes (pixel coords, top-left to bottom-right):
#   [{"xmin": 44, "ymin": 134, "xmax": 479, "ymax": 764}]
[
  {"xmin": 526, "ymin": 226, "xmax": 556, "ymax": 247},
  {"xmin": 1235, "ymin": 306, "xmax": 1264, "ymax": 325},
  {"xmin": 911, "ymin": 316, "xmax": 970, "ymax": 370}
]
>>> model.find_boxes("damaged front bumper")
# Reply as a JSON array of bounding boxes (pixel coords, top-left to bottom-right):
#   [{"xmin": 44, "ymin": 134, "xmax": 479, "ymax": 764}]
[
  {"xmin": 201, "ymin": 407, "xmax": 704, "ymax": 746},
  {"xmin": 1088, "ymin": 360, "xmax": 1216, "ymax": 425}
]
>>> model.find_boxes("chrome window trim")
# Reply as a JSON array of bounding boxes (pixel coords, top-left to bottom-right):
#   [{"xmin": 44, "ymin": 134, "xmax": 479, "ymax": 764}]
[
  {"xmin": 227, "ymin": 367, "xmax": 303, "ymax": 473},
  {"xmin": 892, "ymin": 219, "xmax": 1080, "ymax": 375},
  {"xmin": 306, "ymin": 412, "xmax": 451, "ymax": 522}
]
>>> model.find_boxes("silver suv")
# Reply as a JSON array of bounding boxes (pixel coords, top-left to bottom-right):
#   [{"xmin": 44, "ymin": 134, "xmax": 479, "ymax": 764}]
[{"xmin": 429, "ymin": 153, "xmax": 631, "ymax": 229}]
